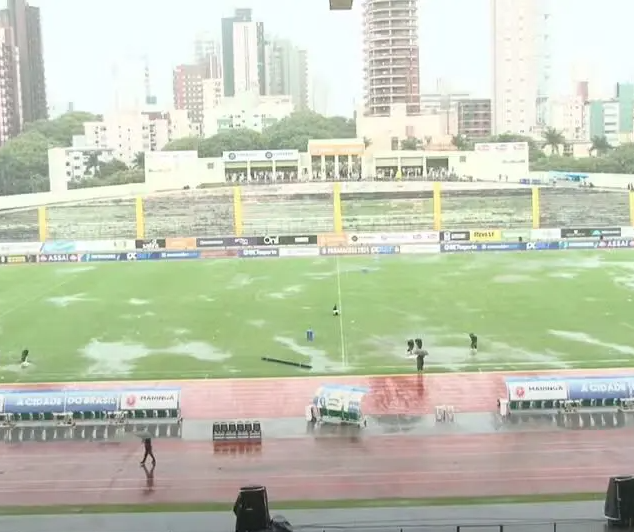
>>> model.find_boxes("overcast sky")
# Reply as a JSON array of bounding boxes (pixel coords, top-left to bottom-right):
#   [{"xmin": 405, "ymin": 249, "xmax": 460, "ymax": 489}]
[{"xmin": 15, "ymin": 0, "xmax": 634, "ymax": 117}]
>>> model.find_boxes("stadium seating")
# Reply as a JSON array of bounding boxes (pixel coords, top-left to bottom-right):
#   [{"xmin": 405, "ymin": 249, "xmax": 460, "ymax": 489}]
[{"xmin": 212, "ymin": 420, "xmax": 262, "ymax": 443}]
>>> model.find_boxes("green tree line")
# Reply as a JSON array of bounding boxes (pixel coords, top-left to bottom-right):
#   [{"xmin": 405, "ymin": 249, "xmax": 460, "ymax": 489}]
[{"xmin": 1, "ymin": 109, "xmax": 634, "ymax": 197}]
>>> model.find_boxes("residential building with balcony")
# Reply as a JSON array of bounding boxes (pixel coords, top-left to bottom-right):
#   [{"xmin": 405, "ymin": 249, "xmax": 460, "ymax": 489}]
[
  {"xmin": 363, "ymin": 0, "xmax": 420, "ymax": 116},
  {"xmin": 457, "ymin": 99, "xmax": 492, "ymax": 139},
  {"xmin": 0, "ymin": 26, "xmax": 22, "ymax": 145}
]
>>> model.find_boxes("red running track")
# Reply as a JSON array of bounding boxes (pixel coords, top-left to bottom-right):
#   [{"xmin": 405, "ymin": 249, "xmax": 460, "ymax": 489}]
[
  {"xmin": 0, "ymin": 369, "xmax": 630, "ymax": 506},
  {"xmin": 0, "ymin": 430, "xmax": 628, "ymax": 506}
]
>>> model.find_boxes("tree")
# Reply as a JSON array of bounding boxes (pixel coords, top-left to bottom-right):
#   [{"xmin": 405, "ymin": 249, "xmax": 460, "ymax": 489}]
[
  {"xmin": 162, "ymin": 111, "xmax": 358, "ymax": 156},
  {"xmin": 590, "ymin": 135, "xmax": 611, "ymax": 156},
  {"xmin": 68, "ymin": 168, "xmax": 144, "ymax": 189},
  {"xmin": 98, "ymin": 159, "xmax": 128, "ymax": 177},
  {"xmin": 400, "ymin": 138, "xmax": 422, "ymax": 150},
  {"xmin": 0, "ymin": 111, "xmax": 100, "ymax": 196},
  {"xmin": 529, "ymin": 142, "xmax": 634, "ymax": 174},
  {"xmin": 451, "ymin": 135, "xmax": 473, "ymax": 151},
  {"xmin": 541, "ymin": 127, "xmax": 565, "ymax": 155},
  {"xmin": 133, "ymin": 152, "xmax": 145, "ymax": 170}
]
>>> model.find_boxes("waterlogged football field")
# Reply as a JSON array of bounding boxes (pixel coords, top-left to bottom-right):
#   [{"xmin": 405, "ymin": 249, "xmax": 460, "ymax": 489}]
[{"xmin": 0, "ymin": 250, "xmax": 632, "ymax": 383}]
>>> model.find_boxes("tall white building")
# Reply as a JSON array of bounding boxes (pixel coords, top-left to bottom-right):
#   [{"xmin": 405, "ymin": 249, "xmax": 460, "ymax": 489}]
[
  {"xmin": 491, "ymin": 0, "xmax": 549, "ymax": 135},
  {"xmin": 362, "ymin": 0, "xmax": 420, "ymax": 116},
  {"xmin": 80, "ymin": 110, "xmax": 195, "ymax": 165},
  {"xmin": 546, "ymin": 95, "xmax": 585, "ymax": 141},
  {"xmin": 264, "ymin": 37, "xmax": 308, "ymax": 110},
  {"xmin": 203, "ymin": 92, "xmax": 293, "ymax": 136},
  {"xmin": 221, "ymin": 9, "xmax": 265, "ymax": 97}
]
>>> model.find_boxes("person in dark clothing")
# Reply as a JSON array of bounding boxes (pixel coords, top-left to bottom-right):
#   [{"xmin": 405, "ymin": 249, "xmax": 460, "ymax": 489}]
[
  {"xmin": 140, "ymin": 437, "xmax": 156, "ymax": 466},
  {"xmin": 469, "ymin": 333, "xmax": 478, "ymax": 354},
  {"xmin": 413, "ymin": 339, "xmax": 428, "ymax": 373},
  {"xmin": 20, "ymin": 349, "xmax": 30, "ymax": 368},
  {"xmin": 406, "ymin": 339, "xmax": 415, "ymax": 354}
]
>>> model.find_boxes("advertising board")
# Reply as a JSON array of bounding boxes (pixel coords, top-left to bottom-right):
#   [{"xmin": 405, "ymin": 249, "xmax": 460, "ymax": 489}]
[
  {"xmin": 256, "ymin": 235, "xmax": 318, "ymax": 246},
  {"xmin": 566, "ymin": 378, "xmax": 634, "ymax": 401},
  {"xmin": 597, "ymin": 240, "xmax": 634, "ymax": 249},
  {"xmin": 0, "ymin": 388, "xmax": 180, "ymax": 414},
  {"xmin": 561, "ymin": 227, "xmax": 621, "ymax": 238},
  {"xmin": 347, "ymin": 232, "xmax": 438, "ymax": 245},
  {"xmin": 470, "ymin": 230, "xmax": 502, "ymax": 242},
  {"xmin": 196, "ymin": 236, "xmax": 258, "ymax": 247},
  {"xmin": 160, "ymin": 251, "xmax": 200, "ymax": 259},
  {"xmin": 41, "ymin": 240, "xmax": 135, "ymax": 253},
  {"xmin": 135, "ymin": 239, "xmax": 166, "ymax": 250},
  {"xmin": 279, "ymin": 247, "xmax": 320, "ymax": 257},
  {"xmin": 80, "ymin": 253, "xmax": 123, "ymax": 262},
  {"xmin": 239, "ymin": 248, "xmax": 279, "ymax": 258},
  {"xmin": 530, "ymin": 229, "xmax": 562, "ymax": 240},
  {"xmin": 558, "ymin": 241, "xmax": 597, "ymax": 249},
  {"xmin": 0, "ymin": 242, "xmax": 41, "ymax": 254},
  {"xmin": 38, "ymin": 254, "xmax": 80, "ymax": 263},
  {"xmin": 399, "ymin": 244, "xmax": 441, "ymax": 254},
  {"xmin": 440, "ymin": 231, "xmax": 470, "ymax": 242},
  {"xmin": 505, "ymin": 379, "xmax": 568, "ymax": 401},
  {"xmin": 0, "ymin": 255, "xmax": 35, "ymax": 264},
  {"xmin": 165, "ymin": 237, "xmax": 197, "ymax": 250}
]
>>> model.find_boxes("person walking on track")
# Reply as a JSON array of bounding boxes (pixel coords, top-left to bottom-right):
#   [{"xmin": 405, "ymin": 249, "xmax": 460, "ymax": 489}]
[{"xmin": 140, "ymin": 436, "xmax": 156, "ymax": 466}]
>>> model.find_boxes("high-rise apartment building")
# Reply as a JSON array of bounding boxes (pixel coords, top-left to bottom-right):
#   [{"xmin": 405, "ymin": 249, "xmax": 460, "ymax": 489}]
[
  {"xmin": 457, "ymin": 99, "xmax": 492, "ymax": 139},
  {"xmin": 362, "ymin": 0, "xmax": 420, "ymax": 116},
  {"xmin": 265, "ymin": 38, "xmax": 308, "ymax": 110},
  {"xmin": 0, "ymin": 26, "xmax": 22, "ymax": 145},
  {"xmin": 173, "ymin": 38, "xmax": 222, "ymax": 126},
  {"xmin": 221, "ymin": 9, "xmax": 266, "ymax": 97},
  {"xmin": 491, "ymin": 0, "xmax": 549, "ymax": 135},
  {"xmin": 0, "ymin": 0, "xmax": 47, "ymax": 123},
  {"xmin": 173, "ymin": 64, "xmax": 207, "ymax": 125}
]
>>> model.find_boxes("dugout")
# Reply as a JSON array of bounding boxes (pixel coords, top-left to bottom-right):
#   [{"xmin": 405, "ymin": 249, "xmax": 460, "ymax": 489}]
[{"xmin": 307, "ymin": 384, "xmax": 369, "ymax": 427}]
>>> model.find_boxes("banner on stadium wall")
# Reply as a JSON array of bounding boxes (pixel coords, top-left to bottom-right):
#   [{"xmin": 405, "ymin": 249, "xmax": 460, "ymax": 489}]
[
  {"xmin": 530, "ymin": 228, "xmax": 562, "ymax": 240},
  {"xmin": 0, "ymin": 242, "xmax": 41, "ymax": 254},
  {"xmin": 441, "ymin": 242, "xmax": 524, "ymax": 252},
  {"xmin": 318, "ymin": 233, "xmax": 348, "ymax": 247},
  {"xmin": 597, "ymin": 239, "xmax": 634, "ymax": 249},
  {"xmin": 347, "ymin": 232, "xmax": 439, "ymax": 245},
  {"xmin": 399, "ymin": 244, "xmax": 441, "ymax": 254},
  {"xmin": 239, "ymin": 248, "xmax": 279, "ymax": 258},
  {"xmin": 621, "ymin": 227, "xmax": 634, "ymax": 238},
  {"xmin": 558, "ymin": 241, "xmax": 598, "ymax": 250},
  {"xmin": 505, "ymin": 379, "xmax": 568, "ymax": 401},
  {"xmin": 200, "ymin": 249, "xmax": 238, "ymax": 259},
  {"xmin": 279, "ymin": 247, "xmax": 320, "ymax": 258},
  {"xmin": 561, "ymin": 227, "xmax": 621, "ymax": 238},
  {"xmin": 196, "ymin": 236, "xmax": 257, "ymax": 247},
  {"xmin": 524, "ymin": 242, "xmax": 559, "ymax": 251},
  {"xmin": 165, "ymin": 237, "xmax": 197, "ymax": 250},
  {"xmin": 135, "ymin": 239, "xmax": 166, "ymax": 250},
  {"xmin": 440, "ymin": 231, "xmax": 470, "ymax": 242},
  {"xmin": 255, "ymin": 235, "xmax": 318, "ymax": 246},
  {"xmin": 501, "ymin": 229, "xmax": 530, "ymax": 241},
  {"xmin": 80, "ymin": 253, "xmax": 125, "ymax": 262},
  {"xmin": 470, "ymin": 229, "xmax": 502, "ymax": 242},
  {"xmin": 0, "ymin": 255, "xmax": 37, "ymax": 264},
  {"xmin": 0, "ymin": 388, "xmax": 180, "ymax": 414},
  {"xmin": 41, "ymin": 240, "xmax": 135, "ymax": 253},
  {"xmin": 319, "ymin": 246, "xmax": 399, "ymax": 255},
  {"xmin": 38, "ymin": 254, "xmax": 80, "ymax": 263}
]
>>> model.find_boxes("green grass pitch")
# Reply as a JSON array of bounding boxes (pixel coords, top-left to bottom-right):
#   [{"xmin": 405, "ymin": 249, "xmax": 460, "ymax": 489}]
[{"xmin": 0, "ymin": 250, "xmax": 633, "ymax": 383}]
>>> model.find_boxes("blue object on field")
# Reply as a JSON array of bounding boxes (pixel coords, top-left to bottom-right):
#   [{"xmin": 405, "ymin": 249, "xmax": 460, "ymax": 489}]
[{"xmin": 306, "ymin": 328, "xmax": 314, "ymax": 342}]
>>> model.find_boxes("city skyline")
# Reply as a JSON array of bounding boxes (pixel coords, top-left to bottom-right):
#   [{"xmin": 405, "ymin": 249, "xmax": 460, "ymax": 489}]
[{"xmin": 26, "ymin": 0, "xmax": 634, "ymax": 118}]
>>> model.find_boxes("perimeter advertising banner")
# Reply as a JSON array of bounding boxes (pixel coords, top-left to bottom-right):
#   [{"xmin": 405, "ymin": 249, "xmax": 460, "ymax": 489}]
[
  {"xmin": 505, "ymin": 376, "xmax": 634, "ymax": 402},
  {"xmin": 561, "ymin": 227, "xmax": 621, "ymax": 238},
  {"xmin": 0, "ymin": 388, "xmax": 180, "ymax": 414},
  {"xmin": 319, "ymin": 246, "xmax": 400, "ymax": 256},
  {"xmin": 347, "ymin": 232, "xmax": 439, "ymax": 245}
]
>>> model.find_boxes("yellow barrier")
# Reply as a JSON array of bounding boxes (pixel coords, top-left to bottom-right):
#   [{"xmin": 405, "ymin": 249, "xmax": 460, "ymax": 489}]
[{"xmin": 35, "ymin": 183, "xmax": 634, "ymax": 239}]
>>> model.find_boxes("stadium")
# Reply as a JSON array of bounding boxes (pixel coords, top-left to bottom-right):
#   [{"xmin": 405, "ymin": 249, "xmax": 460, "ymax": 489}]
[{"xmin": 1, "ymin": 149, "xmax": 634, "ymax": 529}]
